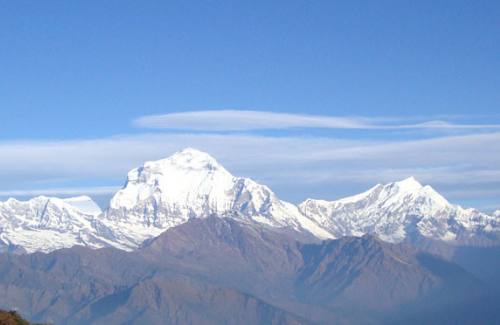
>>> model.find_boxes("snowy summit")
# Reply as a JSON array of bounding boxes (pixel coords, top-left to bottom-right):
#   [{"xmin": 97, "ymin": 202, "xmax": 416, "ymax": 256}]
[
  {"xmin": 299, "ymin": 177, "xmax": 499, "ymax": 243},
  {"xmin": 100, "ymin": 148, "xmax": 333, "ymax": 249}
]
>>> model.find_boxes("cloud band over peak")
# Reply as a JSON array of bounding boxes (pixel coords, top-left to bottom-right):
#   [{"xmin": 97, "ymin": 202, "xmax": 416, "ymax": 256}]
[
  {"xmin": 133, "ymin": 110, "xmax": 371, "ymax": 131},
  {"xmin": 133, "ymin": 110, "xmax": 500, "ymax": 131}
]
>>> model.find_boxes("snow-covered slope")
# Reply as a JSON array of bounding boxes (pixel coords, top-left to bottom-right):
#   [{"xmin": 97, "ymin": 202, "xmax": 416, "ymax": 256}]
[
  {"xmin": 0, "ymin": 196, "xmax": 108, "ymax": 253},
  {"xmin": 98, "ymin": 148, "xmax": 332, "ymax": 249},
  {"xmin": 299, "ymin": 177, "xmax": 500, "ymax": 243}
]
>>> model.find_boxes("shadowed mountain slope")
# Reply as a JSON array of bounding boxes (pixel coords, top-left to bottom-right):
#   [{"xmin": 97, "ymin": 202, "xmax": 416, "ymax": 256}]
[{"xmin": 0, "ymin": 217, "xmax": 497, "ymax": 324}]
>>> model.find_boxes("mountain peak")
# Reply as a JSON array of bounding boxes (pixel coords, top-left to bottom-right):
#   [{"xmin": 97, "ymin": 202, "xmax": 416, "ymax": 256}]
[
  {"xmin": 171, "ymin": 147, "xmax": 217, "ymax": 161},
  {"xmin": 393, "ymin": 176, "xmax": 423, "ymax": 192},
  {"xmin": 146, "ymin": 148, "xmax": 225, "ymax": 173},
  {"xmin": 176, "ymin": 147, "xmax": 209, "ymax": 155},
  {"xmin": 389, "ymin": 178, "xmax": 450, "ymax": 207},
  {"xmin": 104, "ymin": 148, "xmax": 334, "ymax": 249},
  {"xmin": 110, "ymin": 148, "xmax": 233, "ymax": 213},
  {"xmin": 299, "ymin": 175, "xmax": 499, "ymax": 244}
]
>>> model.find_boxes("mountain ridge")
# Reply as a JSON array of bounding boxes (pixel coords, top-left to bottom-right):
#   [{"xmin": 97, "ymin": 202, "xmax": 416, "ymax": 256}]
[
  {"xmin": 0, "ymin": 216, "xmax": 494, "ymax": 324},
  {"xmin": 0, "ymin": 195, "xmax": 109, "ymax": 253},
  {"xmin": 0, "ymin": 148, "xmax": 499, "ymax": 253},
  {"xmin": 299, "ymin": 176, "xmax": 499, "ymax": 245}
]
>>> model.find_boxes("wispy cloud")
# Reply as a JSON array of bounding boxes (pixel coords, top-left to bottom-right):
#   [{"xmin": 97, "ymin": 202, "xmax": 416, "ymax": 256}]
[
  {"xmin": 133, "ymin": 110, "xmax": 500, "ymax": 131},
  {"xmin": 133, "ymin": 110, "xmax": 371, "ymax": 130}
]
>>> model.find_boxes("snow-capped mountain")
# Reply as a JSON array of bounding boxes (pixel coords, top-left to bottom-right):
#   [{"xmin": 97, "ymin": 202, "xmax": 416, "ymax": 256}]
[
  {"xmin": 299, "ymin": 177, "xmax": 500, "ymax": 244},
  {"xmin": 0, "ymin": 196, "xmax": 108, "ymax": 253},
  {"xmin": 98, "ymin": 148, "xmax": 332, "ymax": 249},
  {"xmin": 1, "ymin": 148, "xmax": 499, "ymax": 254}
]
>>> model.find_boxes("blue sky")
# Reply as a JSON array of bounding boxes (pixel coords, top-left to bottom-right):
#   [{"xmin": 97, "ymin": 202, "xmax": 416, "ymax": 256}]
[{"xmin": 1, "ymin": 1, "xmax": 499, "ymax": 210}]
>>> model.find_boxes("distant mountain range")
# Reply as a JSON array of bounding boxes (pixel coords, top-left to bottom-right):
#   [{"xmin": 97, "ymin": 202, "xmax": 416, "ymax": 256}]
[{"xmin": 1, "ymin": 148, "xmax": 499, "ymax": 253}]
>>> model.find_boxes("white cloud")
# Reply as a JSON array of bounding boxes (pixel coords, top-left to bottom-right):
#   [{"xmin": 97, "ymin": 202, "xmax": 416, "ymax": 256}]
[
  {"xmin": 133, "ymin": 110, "xmax": 371, "ymax": 130},
  {"xmin": 133, "ymin": 110, "xmax": 500, "ymax": 131}
]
